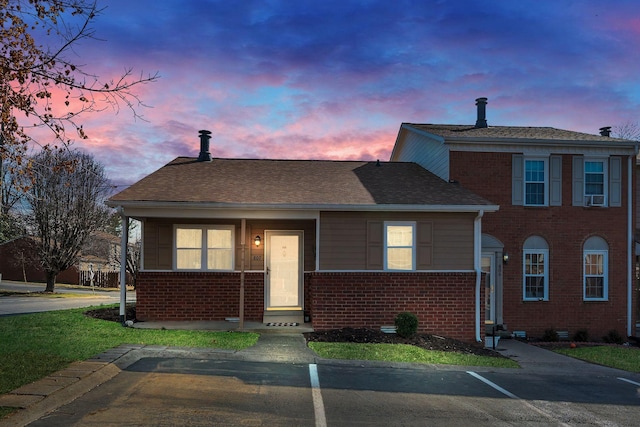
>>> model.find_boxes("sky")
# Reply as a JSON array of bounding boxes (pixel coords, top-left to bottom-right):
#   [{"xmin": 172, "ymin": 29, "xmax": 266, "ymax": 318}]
[{"xmin": 52, "ymin": 0, "xmax": 640, "ymax": 187}]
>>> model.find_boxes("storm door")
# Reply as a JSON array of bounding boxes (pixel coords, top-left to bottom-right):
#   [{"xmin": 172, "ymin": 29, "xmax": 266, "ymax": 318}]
[
  {"xmin": 481, "ymin": 253, "xmax": 496, "ymax": 324},
  {"xmin": 265, "ymin": 230, "xmax": 303, "ymax": 310}
]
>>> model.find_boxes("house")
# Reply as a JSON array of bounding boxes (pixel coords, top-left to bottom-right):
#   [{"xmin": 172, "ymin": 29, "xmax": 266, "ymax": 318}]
[
  {"xmin": 391, "ymin": 98, "xmax": 638, "ymax": 340},
  {"xmin": 107, "ymin": 130, "xmax": 498, "ymax": 342}
]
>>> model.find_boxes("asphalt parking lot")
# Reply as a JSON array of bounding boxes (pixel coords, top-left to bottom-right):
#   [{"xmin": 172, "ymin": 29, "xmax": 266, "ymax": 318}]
[{"xmin": 6, "ymin": 336, "xmax": 640, "ymax": 427}]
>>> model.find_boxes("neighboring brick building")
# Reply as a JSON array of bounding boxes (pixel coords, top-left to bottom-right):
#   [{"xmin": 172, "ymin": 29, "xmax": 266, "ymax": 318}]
[{"xmin": 391, "ymin": 98, "xmax": 637, "ymax": 340}]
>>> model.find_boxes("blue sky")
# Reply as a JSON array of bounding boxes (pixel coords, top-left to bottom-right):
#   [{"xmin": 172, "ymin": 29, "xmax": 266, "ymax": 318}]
[{"xmin": 64, "ymin": 0, "xmax": 640, "ymax": 185}]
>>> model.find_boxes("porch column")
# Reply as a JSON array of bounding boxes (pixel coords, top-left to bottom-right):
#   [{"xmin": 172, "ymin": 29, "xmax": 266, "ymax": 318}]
[
  {"xmin": 119, "ymin": 210, "xmax": 129, "ymax": 326},
  {"xmin": 239, "ymin": 219, "xmax": 246, "ymax": 330}
]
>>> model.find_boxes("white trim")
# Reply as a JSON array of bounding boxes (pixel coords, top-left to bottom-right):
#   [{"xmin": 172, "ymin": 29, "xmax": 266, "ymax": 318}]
[
  {"xmin": 523, "ymin": 157, "xmax": 549, "ymax": 206},
  {"xmin": 474, "ymin": 210, "xmax": 484, "ymax": 343},
  {"xmin": 583, "ymin": 158, "xmax": 608, "ymax": 206},
  {"xmin": 522, "ymin": 249, "xmax": 549, "ymax": 301},
  {"xmin": 628, "ymin": 154, "xmax": 635, "ymax": 336},
  {"xmin": 108, "ymin": 203, "xmax": 499, "ymax": 219},
  {"xmin": 383, "ymin": 221, "xmax": 416, "ymax": 271},
  {"xmin": 583, "ymin": 250, "xmax": 608, "ymax": 301}
]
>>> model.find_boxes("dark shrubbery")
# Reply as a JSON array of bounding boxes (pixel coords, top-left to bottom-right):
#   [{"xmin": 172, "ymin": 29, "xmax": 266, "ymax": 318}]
[
  {"xmin": 542, "ymin": 328, "xmax": 559, "ymax": 342},
  {"xmin": 602, "ymin": 329, "xmax": 625, "ymax": 345},
  {"xmin": 573, "ymin": 329, "xmax": 589, "ymax": 342},
  {"xmin": 394, "ymin": 312, "xmax": 418, "ymax": 338}
]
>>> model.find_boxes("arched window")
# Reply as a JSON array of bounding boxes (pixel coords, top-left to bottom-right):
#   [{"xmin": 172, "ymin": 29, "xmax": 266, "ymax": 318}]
[
  {"xmin": 523, "ymin": 236, "xmax": 549, "ymax": 301},
  {"xmin": 583, "ymin": 236, "xmax": 608, "ymax": 301}
]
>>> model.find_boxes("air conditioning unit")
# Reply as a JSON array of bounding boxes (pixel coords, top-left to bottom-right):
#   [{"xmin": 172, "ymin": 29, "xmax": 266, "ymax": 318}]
[{"xmin": 585, "ymin": 194, "xmax": 606, "ymax": 207}]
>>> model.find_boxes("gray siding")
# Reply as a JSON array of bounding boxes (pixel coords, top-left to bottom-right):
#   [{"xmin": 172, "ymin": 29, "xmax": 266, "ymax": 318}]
[{"xmin": 393, "ymin": 130, "xmax": 450, "ymax": 181}]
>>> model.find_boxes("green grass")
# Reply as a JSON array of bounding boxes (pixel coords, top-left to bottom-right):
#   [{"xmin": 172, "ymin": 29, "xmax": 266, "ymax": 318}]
[
  {"xmin": 308, "ymin": 342, "xmax": 519, "ymax": 368},
  {"xmin": 554, "ymin": 346, "xmax": 640, "ymax": 372},
  {"xmin": 0, "ymin": 306, "xmax": 258, "ymax": 396}
]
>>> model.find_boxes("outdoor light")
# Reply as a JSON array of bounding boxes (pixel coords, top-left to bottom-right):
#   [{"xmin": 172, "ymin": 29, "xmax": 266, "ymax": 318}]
[
  {"xmin": 503, "ymin": 252, "xmax": 509, "ymax": 264},
  {"xmin": 254, "ymin": 235, "xmax": 261, "ymax": 247}
]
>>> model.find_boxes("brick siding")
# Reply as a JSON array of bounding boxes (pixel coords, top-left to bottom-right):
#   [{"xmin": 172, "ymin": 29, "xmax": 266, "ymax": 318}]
[{"xmin": 451, "ymin": 151, "xmax": 635, "ymax": 339}]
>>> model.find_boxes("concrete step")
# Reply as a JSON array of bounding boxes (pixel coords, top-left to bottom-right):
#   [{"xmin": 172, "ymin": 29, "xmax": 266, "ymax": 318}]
[{"xmin": 263, "ymin": 310, "xmax": 304, "ymax": 324}]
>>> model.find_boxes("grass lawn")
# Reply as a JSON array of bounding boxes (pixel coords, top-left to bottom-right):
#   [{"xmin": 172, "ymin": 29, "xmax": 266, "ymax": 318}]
[
  {"xmin": 0, "ymin": 305, "xmax": 259, "ymax": 397},
  {"xmin": 309, "ymin": 342, "xmax": 519, "ymax": 368},
  {"xmin": 553, "ymin": 345, "xmax": 640, "ymax": 372}
]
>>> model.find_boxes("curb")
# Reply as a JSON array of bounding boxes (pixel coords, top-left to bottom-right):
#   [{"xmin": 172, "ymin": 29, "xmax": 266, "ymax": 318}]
[{"xmin": 0, "ymin": 345, "xmax": 143, "ymax": 427}]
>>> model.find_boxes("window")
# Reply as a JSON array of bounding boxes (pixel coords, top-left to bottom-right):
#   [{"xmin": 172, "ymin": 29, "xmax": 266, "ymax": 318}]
[
  {"xmin": 384, "ymin": 222, "xmax": 415, "ymax": 271},
  {"xmin": 175, "ymin": 225, "xmax": 234, "ymax": 271},
  {"xmin": 523, "ymin": 236, "xmax": 549, "ymax": 301},
  {"xmin": 524, "ymin": 159, "xmax": 547, "ymax": 206},
  {"xmin": 583, "ymin": 236, "xmax": 608, "ymax": 301},
  {"xmin": 584, "ymin": 159, "xmax": 607, "ymax": 206}
]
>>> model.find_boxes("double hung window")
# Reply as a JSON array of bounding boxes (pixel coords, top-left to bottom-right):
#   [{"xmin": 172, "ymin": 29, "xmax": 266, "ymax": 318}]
[
  {"xmin": 384, "ymin": 222, "xmax": 415, "ymax": 271},
  {"xmin": 524, "ymin": 159, "xmax": 547, "ymax": 206},
  {"xmin": 175, "ymin": 225, "xmax": 234, "ymax": 271},
  {"xmin": 523, "ymin": 236, "xmax": 549, "ymax": 301},
  {"xmin": 583, "ymin": 236, "xmax": 608, "ymax": 301},
  {"xmin": 584, "ymin": 160, "xmax": 607, "ymax": 206}
]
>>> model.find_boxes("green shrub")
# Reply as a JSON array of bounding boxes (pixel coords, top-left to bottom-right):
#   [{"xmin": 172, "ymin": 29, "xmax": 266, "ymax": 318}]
[
  {"xmin": 394, "ymin": 312, "xmax": 418, "ymax": 338},
  {"xmin": 573, "ymin": 329, "xmax": 589, "ymax": 342},
  {"xmin": 602, "ymin": 329, "xmax": 624, "ymax": 345},
  {"xmin": 542, "ymin": 328, "xmax": 559, "ymax": 342}
]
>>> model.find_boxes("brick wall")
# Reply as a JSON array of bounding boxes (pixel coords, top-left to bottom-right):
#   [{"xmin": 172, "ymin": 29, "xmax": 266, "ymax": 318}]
[
  {"xmin": 136, "ymin": 271, "xmax": 314, "ymax": 322},
  {"xmin": 310, "ymin": 272, "xmax": 479, "ymax": 342},
  {"xmin": 451, "ymin": 151, "xmax": 635, "ymax": 339}
]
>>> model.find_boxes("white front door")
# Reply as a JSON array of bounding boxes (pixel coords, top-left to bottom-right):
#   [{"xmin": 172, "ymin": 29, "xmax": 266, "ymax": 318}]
[
  {"xmin": 481, "ymin": 253, "xmax": 496, "ymax": 324},
  {"xmin": 265, "ymin": 230, "xmax": 303, "ymax": 310}
]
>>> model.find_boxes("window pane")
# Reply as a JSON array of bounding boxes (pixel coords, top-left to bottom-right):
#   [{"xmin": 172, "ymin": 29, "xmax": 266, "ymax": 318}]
[
  {"xmin": 525, "ymin": 183, "xmax": 545, "ymax": 205},
  {"xmin": 585, "ymin": 277, "xmax": 604, "ymax": 298},
  {"xmin": 387, "ymin": 226, "xmax": 413, "ymax": 246},
  {"xmin": 177, "ymin": 249, "xmax": 201, "ymax": 269},
  {"xmin": 208, "ymin": 229, "xmax": 232, "ymax": 249},
  {"xmin": 208, "ymin": 249, "xmax": 232, "ymax": 270},
  {"xmin": 387, "ymin": 248, "xmax": 413, "ymax": 270},
  {"xmin": 525, "ymin": 276, "xmax": 545, "ymax": 299},
  {"xmin": 177, "ymin": 229, "xmax": 201, "ymax": 248}
]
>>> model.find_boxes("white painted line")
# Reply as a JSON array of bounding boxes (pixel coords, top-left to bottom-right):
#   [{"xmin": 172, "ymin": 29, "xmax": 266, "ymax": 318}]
[
  {"xmin": 309, "ymin": 364, "xmax": 327, "ymax": 427},
  {"xmin": 467, "ymin": 371, "xmax": 571, "ymax": 427},
  {"xmin": 466, "ymin": 371, "xmax": 519, "ymax": 399},
  {"xmin": 618, "ymin": 377, "xmax": 640, "ymax": 387}
]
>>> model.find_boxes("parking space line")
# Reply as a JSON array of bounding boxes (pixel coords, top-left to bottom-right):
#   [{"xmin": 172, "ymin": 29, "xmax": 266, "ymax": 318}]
[
  {"xmin": 466, "ymin": 371, "xmax": 519, "ymax": 399},
  {"xmin": 309, "ymin": 364, "xmax": 327, "ymax": 427},
  {"xmin": 618, "ymin": 377, "xmax": 640, "ymax": 387},
  {"xmin": 467, "ymin": 371, "xmax": 571, "ymax": 427}
]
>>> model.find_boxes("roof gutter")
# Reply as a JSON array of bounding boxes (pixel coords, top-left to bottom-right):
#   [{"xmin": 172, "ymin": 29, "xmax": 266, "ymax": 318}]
[{"xmin": 105, "ymin": 200, "xmax": 499, "ymax": 214}]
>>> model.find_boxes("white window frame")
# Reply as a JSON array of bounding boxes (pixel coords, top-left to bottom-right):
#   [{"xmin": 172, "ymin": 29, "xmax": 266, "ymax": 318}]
[
  {"xmin": 174, "ymin": 225, "xmax": 235, "ymax": 271},
  {"xmin": 523, "ymin": 249, "xmax": 549, "ymax": 301},
  {"xmin": 583, "ymin": 250, "xmax": 608, "ymax": 301},
  {"xmin": 383, "ymin": 221, "xmax": 416, "ymax": 271},
  {"xmin": 583, "ymin": 158, "xmax": 608, "ymax": 207},
  {"xmin": 524, "ymin": 157, "xmax": 548, "ymax": 206}
]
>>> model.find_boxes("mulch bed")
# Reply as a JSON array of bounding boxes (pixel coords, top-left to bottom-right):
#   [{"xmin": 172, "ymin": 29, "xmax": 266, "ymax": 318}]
[{"xmin": 304, "ymin": 327, "xmax": 505, "ymax": 358}]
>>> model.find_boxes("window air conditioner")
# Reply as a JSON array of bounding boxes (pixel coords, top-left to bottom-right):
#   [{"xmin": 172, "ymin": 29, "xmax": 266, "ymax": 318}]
[{"xmin": 585, "ymin": 194, "xmax": 606, "ymax": 207}]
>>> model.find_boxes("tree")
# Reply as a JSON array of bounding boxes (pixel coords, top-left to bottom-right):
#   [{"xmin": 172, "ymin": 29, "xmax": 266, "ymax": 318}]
[
  {"xmin": 26, "ymin": 148, "xmax": 111, "ymax": 292},
  {"xmin": 613, "ymin": 121, "xmax": 640, "ymax": 142},
  {"xmin": 109, "ymin": 214, "xmax": 141, "ymax": 288},
  {"xmin": 0, "ymin": 0, "xmax": 158, "ymax": 211}
]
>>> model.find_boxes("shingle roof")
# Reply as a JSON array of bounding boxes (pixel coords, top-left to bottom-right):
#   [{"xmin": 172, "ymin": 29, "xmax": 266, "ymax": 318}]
[
  {"xmin": 406, "ymin": 124, "xmax": 632, "ymax": 143},
  {"xmin": 108, "ymin": 157, "xmax": 494, "ymax": 208}
]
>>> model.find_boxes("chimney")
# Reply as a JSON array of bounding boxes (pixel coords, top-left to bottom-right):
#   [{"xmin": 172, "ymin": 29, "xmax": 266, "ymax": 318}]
[
  {"xmin": 197, "ymin": 130, "xmax": 212, "ymax": 162},
  {"xmin": 599, "ymin": 126, "xmax": 611, "ymax": 137},
  {"xmin": 475, "ymin": 97, "xmax": 488, "ymax": 128}
]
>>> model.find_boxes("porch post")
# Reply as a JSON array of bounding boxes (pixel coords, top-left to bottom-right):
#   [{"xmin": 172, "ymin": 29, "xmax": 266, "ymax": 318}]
[
  {"xmin": 119, "ymin": 210, "xmax": 129, "ymax": 326},
  {"xmin": 239, "ymin": 219, "xmax": 246, "ymax": 330}
]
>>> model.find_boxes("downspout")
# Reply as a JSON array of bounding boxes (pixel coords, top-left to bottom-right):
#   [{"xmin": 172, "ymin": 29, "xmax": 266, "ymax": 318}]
[
  {"xmin": 474, "ymin": 209, "xmax": 484, "ymax": 343},
  {"xmin": 118, "ymin": 207, "xmax": 129, "ymax": 326},
  {"xmin": 628, "ymin": 154, "xmax": 636, "ymax": 337}
]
